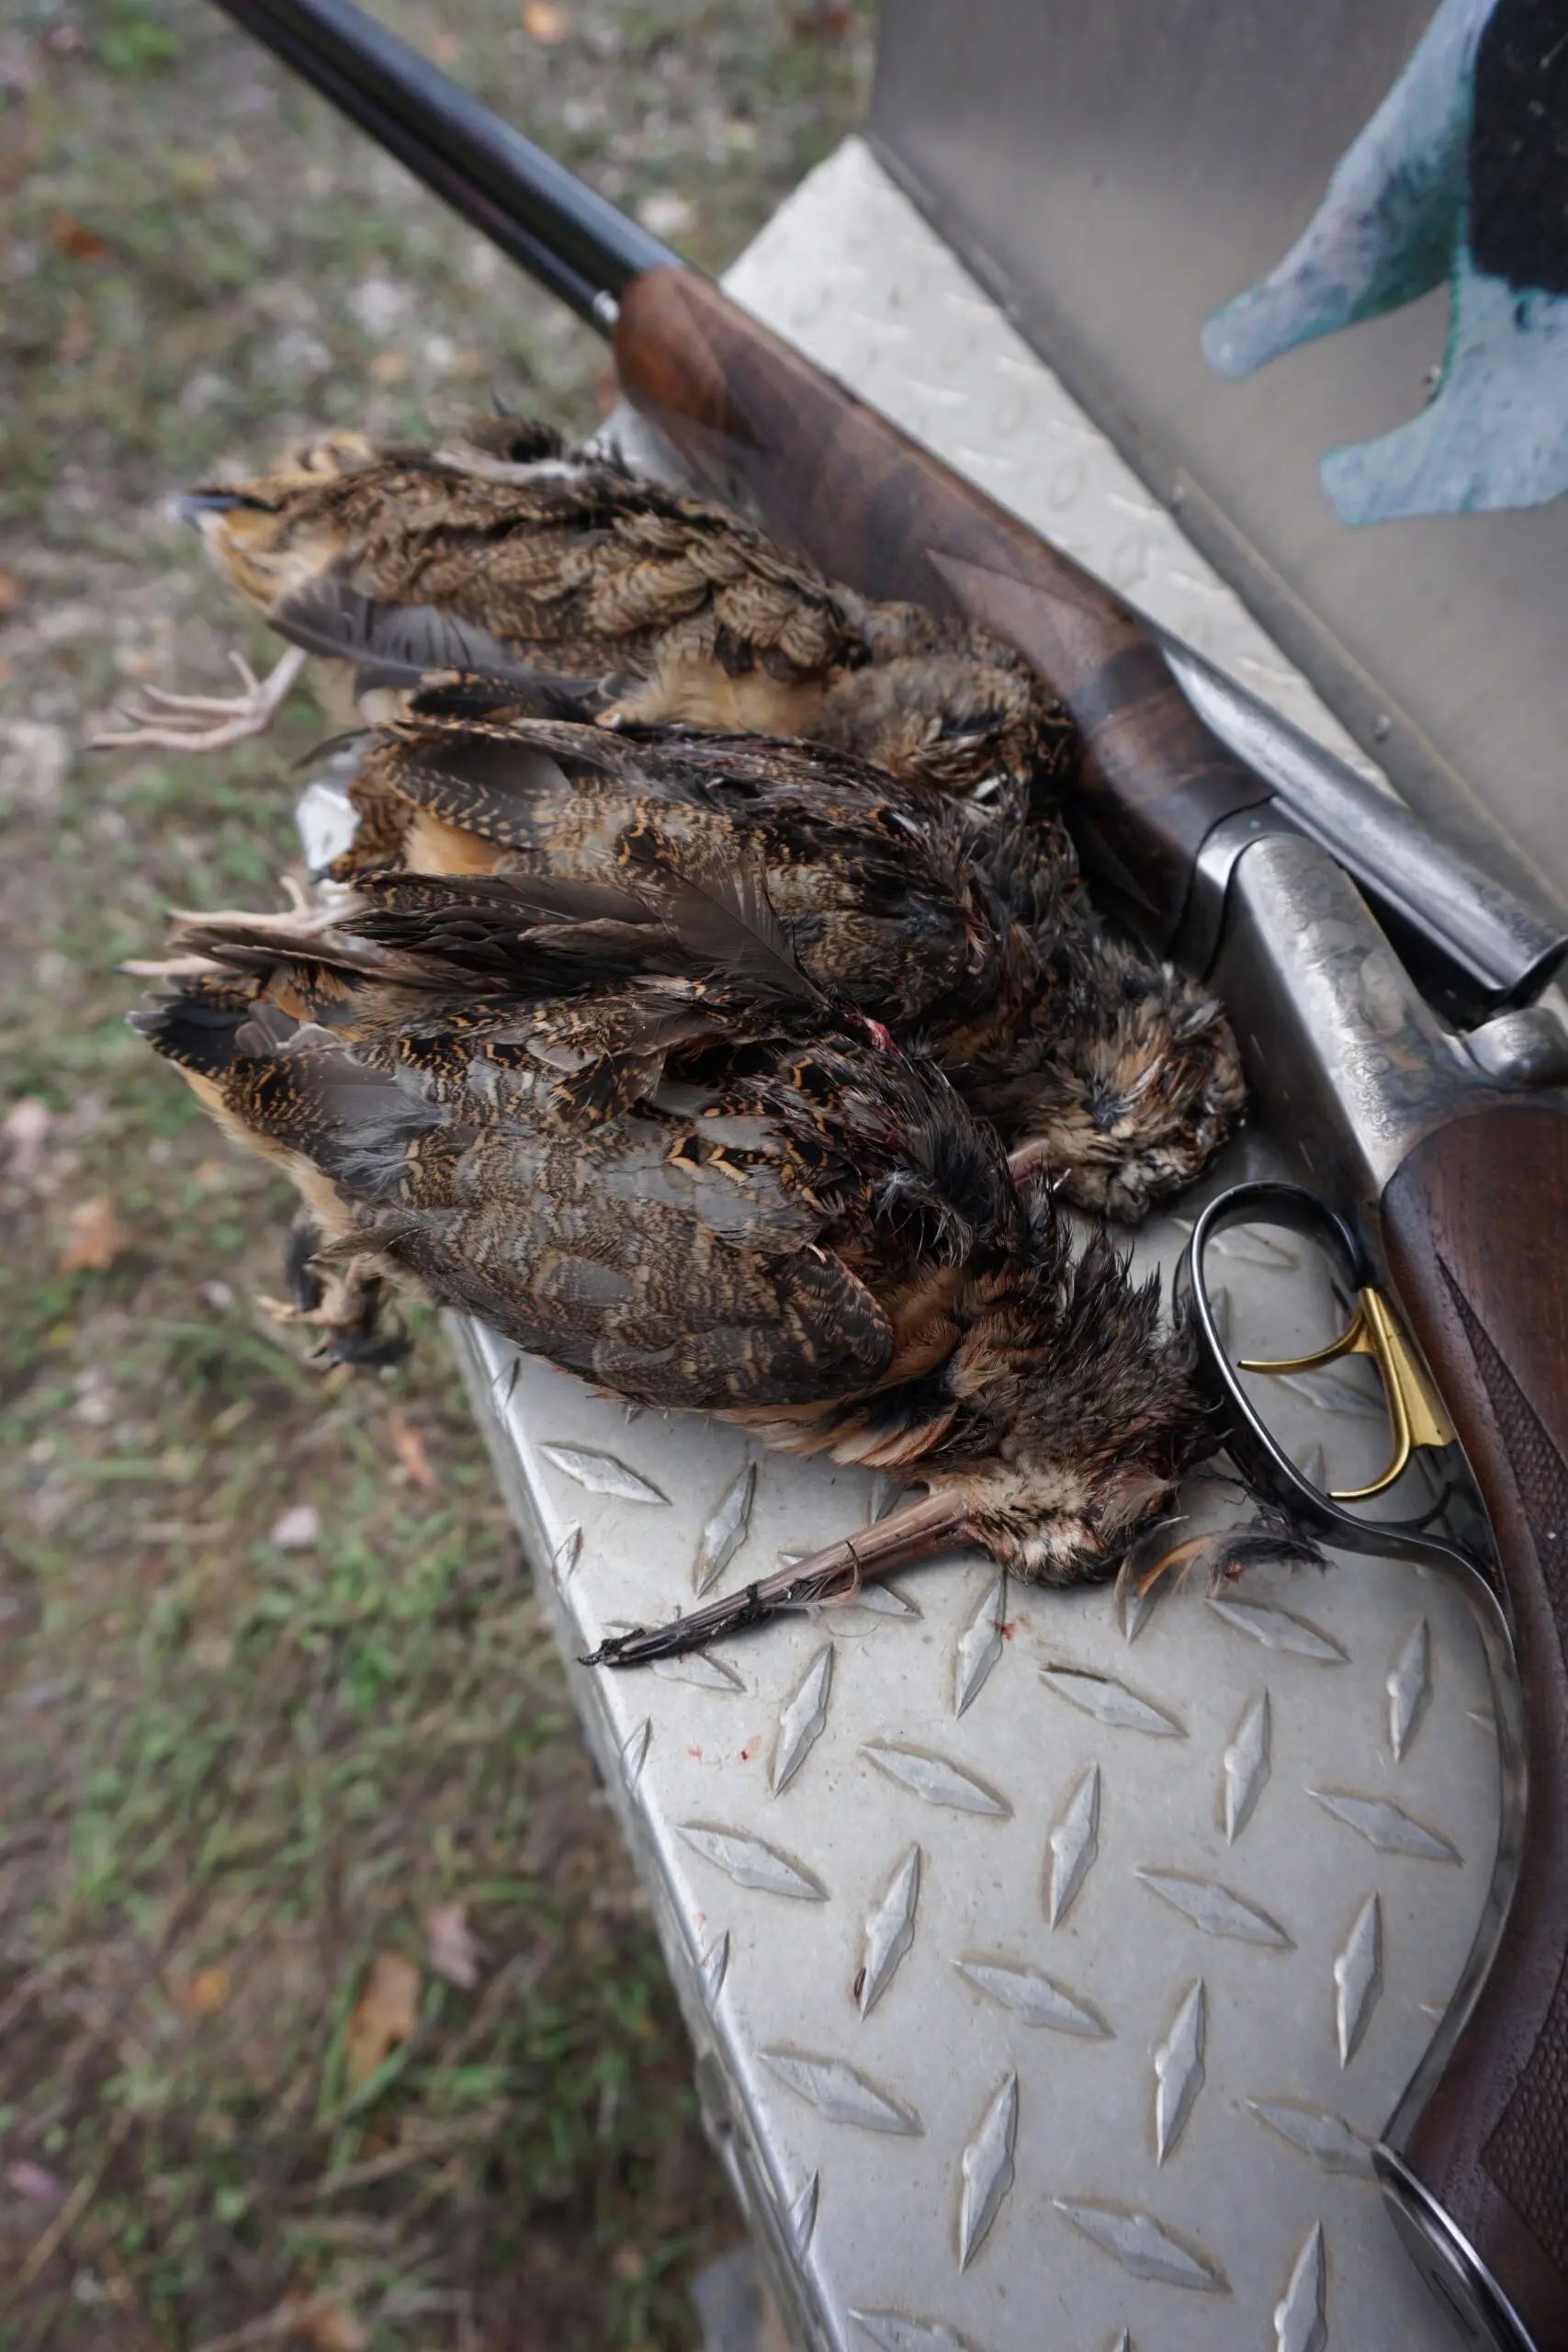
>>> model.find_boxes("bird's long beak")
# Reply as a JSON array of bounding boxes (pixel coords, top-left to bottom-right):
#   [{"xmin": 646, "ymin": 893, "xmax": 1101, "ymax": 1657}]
[
  {"xmin": 175, "ymin": 492, "xmax": 270, "ymax": 522},
  {"xmin": 582, "ymin": 1488, "xmax": 978, "ymax": 1668}
]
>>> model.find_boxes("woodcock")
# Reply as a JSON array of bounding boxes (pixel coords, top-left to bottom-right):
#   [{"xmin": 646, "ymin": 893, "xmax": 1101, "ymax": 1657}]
[
  {"xmin": 96, "ymin": 413, "xmax": 1069, "ymax": 810},
  {"xmin": 130, "ymin": 869, "xmax": 1221, "ymax": 1657},
  {"xmin": 99, "ymin": 410, "xmax": 1245, "ymax": 1213},
  {"xmin": 318, "ymin": 698, "xmax": 1244, "ymax": 1222}
]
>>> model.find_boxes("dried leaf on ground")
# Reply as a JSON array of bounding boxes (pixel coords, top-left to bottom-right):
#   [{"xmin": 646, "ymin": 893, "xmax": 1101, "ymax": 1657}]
[
  {"xmin": 344, "ymin": 1951, "xmax": 421, "ymax": 2086},
  {"xmin": 0, "ymin": 568, "xmax": 20, "ymax": 616},
  {"xmin": 59, "ymin": 1192, "xmax": 124, "ymax": 1272},
  {"xmin": 387, "ymin": 1407, "xmax": 435, "ymax": 1492},
  {"xmin": 171, "ymin": 1964, "xmax": 229, "ymax": 2017},
  {"xmin": 522, "ymin": 1, "xmax": 570, "ymax": 40},
  {"xmin": 49, "ymin": 213, "xmax": 105, "ymax": 259},
  {"xmin": 291, "ymin": 2294, "xmax": 368, "ymax": 2352},
  {"xmin": 193, "ymin": 2290, "xmax": 367, "ymax": 2352},
  {"xmin": 424, "ymin": 1900, "xmax": 481, "ymax": 1988}
]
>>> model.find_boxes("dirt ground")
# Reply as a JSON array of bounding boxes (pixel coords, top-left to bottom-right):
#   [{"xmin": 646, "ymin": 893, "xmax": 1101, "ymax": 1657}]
[{"xmin": 0, "ymin": 4, "xmax": 872, "ymax": 2345}]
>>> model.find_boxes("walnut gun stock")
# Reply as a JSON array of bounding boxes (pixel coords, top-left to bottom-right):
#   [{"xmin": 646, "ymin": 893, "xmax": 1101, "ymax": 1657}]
[
  {"xmin": 202, "ymin": 0, "xmax": 1568, "ymax": 2338},
  {"xmin": 614, "ymin": 267, "xmax": 1272, "ymax": 956}
]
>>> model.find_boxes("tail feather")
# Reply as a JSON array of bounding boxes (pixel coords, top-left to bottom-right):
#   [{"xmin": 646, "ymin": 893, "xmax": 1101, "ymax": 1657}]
[
  {"xmin": 127, "ymin": 973, "xmax": 259, "ymax": 1075},
  {"xmin": 225, "ymin": 1025, "xmax": 445, "ymax": 1206}
]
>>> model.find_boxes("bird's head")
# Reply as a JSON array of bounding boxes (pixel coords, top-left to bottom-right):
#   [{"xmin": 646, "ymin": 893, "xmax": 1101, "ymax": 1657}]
[
  {"xmin": 592, "ymin": 1224, "xmax": 1218, "ymax": 1664},
  {"xmin": 739, "ymin": 1172, "xmax": 1218, "ymax": 1594},
  {"xmin": 175, "ymin": 435, "xmax": 378, "ymax": 611},
  {"xmin": 907, "ymin": 1194, "xmax": 1214, "ymax": 1586},
  {"xmin": 175, "ymin": 486, "xmax": 343, "ymax": 613}
]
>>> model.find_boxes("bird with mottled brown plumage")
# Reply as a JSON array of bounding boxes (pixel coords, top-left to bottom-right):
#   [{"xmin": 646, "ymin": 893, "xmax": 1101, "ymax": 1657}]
[
  {"xmin": 321, "ymin": 699, "xmax": 1244, "ymax": 1221},
  {"xmin": 130, "ymin": 897, "xmax": 1219, "ymax": 1633},
  {"xmin": 94, "ymin": 415, "xmax": 1071, "ymax": 810},
  {"xmin": 152, "ymin": 692, "xmax": 1242, "ymax": 1226}
]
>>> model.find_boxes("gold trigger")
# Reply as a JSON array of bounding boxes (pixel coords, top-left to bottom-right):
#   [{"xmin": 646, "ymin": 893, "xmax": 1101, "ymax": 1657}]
[{"xmin": 1240, "ymin": 1288, "xmax": 1456, "ymax": 1501}]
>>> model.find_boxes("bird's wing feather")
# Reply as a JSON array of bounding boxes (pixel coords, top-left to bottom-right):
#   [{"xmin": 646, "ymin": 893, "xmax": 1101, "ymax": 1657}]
[
  {"xmin": 362, "ymin": 721, "xmax": 615, "ymax": 854},
  {"xmin": 271, "ymin": 578, "xmax": 528, "ymax": 688},
  {"xmin": 617, "ymin": 831, "xmax": 825, "ymax": 1007},
  {"xmin": 145, "ymin": 992, "xmax": 891, "ymax": 1410}
]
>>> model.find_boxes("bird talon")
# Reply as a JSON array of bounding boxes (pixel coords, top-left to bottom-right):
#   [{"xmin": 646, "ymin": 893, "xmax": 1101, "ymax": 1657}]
[
  {"xmin": 255, "ymin": 1290, "xmax": 307, "ymax": 1329},
  {"xmin": 1114, "ymin": 1519, "xmax": 1209, "ymax": 1608},
  {"xmin": 89, "ymin": 642, "xmax": 306, "ymax": 753}
]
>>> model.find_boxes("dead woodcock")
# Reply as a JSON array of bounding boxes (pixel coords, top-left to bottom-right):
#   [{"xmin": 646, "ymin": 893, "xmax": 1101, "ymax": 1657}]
[
  {"xmin": 130, "ymin": 871, "xmax": 1222, "ymax": 1658},
  {"xmin": 322, "ymin": 701, "xmax": 1244, "ymax": 1223},
  {"xmin": 96, "ymin": 414, "xmax": 1066, "ymax": 808}
]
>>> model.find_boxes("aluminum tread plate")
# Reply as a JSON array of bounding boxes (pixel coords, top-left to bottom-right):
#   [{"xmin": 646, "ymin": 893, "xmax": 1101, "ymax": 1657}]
[
  {"xmin": 407, "ymin": 139, "xmax": 1495, "ymax": 2352},
  {"xmin": 446, "ymin": 1170, "xmax": 1498, "ymax": 2352}
]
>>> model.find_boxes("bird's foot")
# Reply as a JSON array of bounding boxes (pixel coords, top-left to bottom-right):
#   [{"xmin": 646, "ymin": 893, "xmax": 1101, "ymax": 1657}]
[
  {"xmin": 255, "ymin": 1290, "xmax": 324, "ymax": 1340},
  {"xmin": 258, "ymin": 1245, "xmax": 409, "ymax": 1373},
  {"xmin": 1114, "ymin": 1518, "xmax": 1213, "ymax": 1610},
  {"xmin": 92, "ymin": 642, "xmax": 307, "ymax": 753},
  {"xmin": 255, "ymin": 1295, "xmax": 411, "ymax": 1373},
  {"xmin": 1115, "ymin": 1500, "xmax": 1328, "ymax": 1613},
  {"xmin": 167, "ymin": 873, "xmax": 328, "ymax": 940}
]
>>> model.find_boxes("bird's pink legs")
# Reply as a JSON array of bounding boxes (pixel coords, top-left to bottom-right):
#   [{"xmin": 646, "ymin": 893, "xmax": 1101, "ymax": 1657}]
[{"xmin": 92, "ymin": 642, "xmax": 308, "ymax": 753}]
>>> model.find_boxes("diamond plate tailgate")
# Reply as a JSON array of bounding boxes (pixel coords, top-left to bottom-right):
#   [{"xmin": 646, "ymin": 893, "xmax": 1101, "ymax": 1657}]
[{"xmin": 426, "ymin": 138, "xmax": 1497, "ymax": 2352}]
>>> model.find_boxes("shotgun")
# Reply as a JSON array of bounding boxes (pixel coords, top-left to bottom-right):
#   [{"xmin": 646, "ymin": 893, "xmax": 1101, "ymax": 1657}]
[{"xmin": 203, "ymin": 2, "xmax": 1568, "ymax": 2343}]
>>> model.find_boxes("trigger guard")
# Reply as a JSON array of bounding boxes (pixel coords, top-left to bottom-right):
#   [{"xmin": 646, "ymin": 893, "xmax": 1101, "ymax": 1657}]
[{"xmin": 1182, "ymin": 1182, "xmax": 1480, "ymax": 1577}]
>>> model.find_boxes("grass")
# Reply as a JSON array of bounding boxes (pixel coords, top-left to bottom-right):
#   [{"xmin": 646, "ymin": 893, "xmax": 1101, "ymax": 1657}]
[{"xmin": 0, "ymin": 1, "xmax": 874, "ymax": 2342}]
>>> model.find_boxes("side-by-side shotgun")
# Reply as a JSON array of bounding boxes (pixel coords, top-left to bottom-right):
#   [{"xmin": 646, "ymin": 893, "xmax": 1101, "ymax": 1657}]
[{"xmin": 204, "ymin": 2, "xmax": 1568, "ymax": 2342}]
